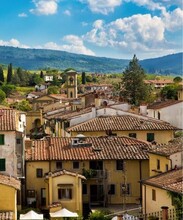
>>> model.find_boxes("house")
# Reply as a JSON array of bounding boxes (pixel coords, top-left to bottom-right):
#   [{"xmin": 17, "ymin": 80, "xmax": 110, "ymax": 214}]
[
  {"xmin": 0, "ymin": 173, "xmax": 20, "ymax": 220},
  {"xmin": 177, "ymin": 85, "xmax": 183, "ymax": 100},
  {"xmin": 141, "ymin": 167, "xmax": 183, "ymax": 215},
  {"xmin": 25, "ymin": 136, "xmax": 152, "ymax": 212},
  {"xmin": 0, "ymin": 108, "xmax": 26, "ymax": 209},
  {"xmin": 147, "ymin": 100, "xmax": 183, "ymax": 129},
  {"xmin": 45, "ymin": 170, "xmax": 86, "ymax": 215},
  {"xmin": 148, "ymin": 137, "xmax": 183, "ymax": 177},
  {"xmin": 67, "ymin": 115, "xmax": 178, "ymax": 144},
  {"xmin": 0, "ymin": 109, "xmax": 26, "ymax": 177},
  {"xmin": 144, "ymin": 79, "xmax": 173, "ymax": 89}
]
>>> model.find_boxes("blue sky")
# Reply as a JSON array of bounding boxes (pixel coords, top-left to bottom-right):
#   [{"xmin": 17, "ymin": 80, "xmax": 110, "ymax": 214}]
[{"xmin": 0, "ymin": 0, "xmax": 182, "ymax": 59}]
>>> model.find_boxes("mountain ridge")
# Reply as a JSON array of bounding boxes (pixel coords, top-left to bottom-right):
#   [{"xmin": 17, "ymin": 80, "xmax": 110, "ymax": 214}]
[{"xmin": 0, "ymin": 46, "xmax": 182, "ymax": 75}]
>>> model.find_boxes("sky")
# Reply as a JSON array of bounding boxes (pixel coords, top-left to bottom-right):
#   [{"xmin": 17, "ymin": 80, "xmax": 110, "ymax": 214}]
[{"xmin": 0, "ymin": 0, "xmax": 182, "ymax": 60}]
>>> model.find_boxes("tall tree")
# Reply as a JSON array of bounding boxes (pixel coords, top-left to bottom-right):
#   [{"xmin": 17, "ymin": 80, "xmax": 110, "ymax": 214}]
[
  {"xmin": 0, "ymin": 66, "xmax": 4, "ymax": 84},
  {"xmin": 40, "ymin": 70, "xmax": 44, "ymax": 78},
  {"xmin": 120, "ymin": 55, "xmax": 150, "ymax": 106},
  {"xmin": 82, "ymin": 72, "xmax": 86, "ymax": 84},
  {"xmin": 7, "ymin": 63, "xmax": 13, "ymax": 83}
]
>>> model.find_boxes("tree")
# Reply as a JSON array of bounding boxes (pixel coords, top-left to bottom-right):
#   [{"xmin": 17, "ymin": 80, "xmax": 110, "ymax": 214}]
[
  {"xmin": 0, "ymin": 66, "xmax": 4, "ymax": 84},
  {"xmin": 120, "ymin": 55, "xmax": 150, "ymax": 105},
  {"xmin": 1, "ymin": 84, "xmax": 16, "ymax": 97},
  {"xmin": 7, "ymin": 63, "xmax": 13, "ymax": 83},
  {"xmin": 47, "ymin": 86, "xmax": 60, "ymax": 94},
  {"xmin": 40, "ymin": 70, "xmax": 44, "ymax": 78},
  {"xmin": 173, "ymin": 76, "xmax": 182, "ymax": 83},
  {"xmin": 0, "ymin": 89, "xmax": 6, "ymax": 103},
  {"xmin": 13, "ymin": 100, "xmax": 32, "ymax": 112},
  {"xmin": 160, "ymin": 84, "xmax": 178, "ymax": 100},
  {"xmin": 82, "ymin": 72, "xmax": 86, "ymax": 84}
]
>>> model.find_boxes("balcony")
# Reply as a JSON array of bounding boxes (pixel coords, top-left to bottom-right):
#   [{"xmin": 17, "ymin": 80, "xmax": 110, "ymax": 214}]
[{"xmin": 82, "ymin": 169, "xmax": 107, "ymax": 179}]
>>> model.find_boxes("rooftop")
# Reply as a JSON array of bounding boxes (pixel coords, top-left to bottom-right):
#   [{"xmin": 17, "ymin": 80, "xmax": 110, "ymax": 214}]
[
  {"xmin": 0, "ymin": 173, "xmax": 20, "ymax": 190},
  {"xmin": 142, "ymin": 167, "xmax": 183, "ymax": 194},
  {"xmin": 0, "ymin": 109, "xmax": 17, "ymax": 131},
  {"xmin": 147, "ymin": 100, "xmax": 183, "ymax": 110},
  {"xmin": 67, "ymin": 115, "xmax": 177, "ymax": 132},
  {"xmin": 25, "ymin": 136, "xmax": 151, "ymax": 161},
  {"xmin": 149, "ymin": 137, "xmax": 183, "ymax": 156}
]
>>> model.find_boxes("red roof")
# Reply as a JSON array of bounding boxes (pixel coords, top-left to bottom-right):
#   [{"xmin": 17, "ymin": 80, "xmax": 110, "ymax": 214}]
[
  {"xmin": 0, "ymin": 109, "xmax": 16, "ymax": 131},
  {"xmin": 67, "ymin": 115, "xmax": 177, "ymax": 132},
  {"xmin": 25, "ymin": 136, "xmax": 151, "ymax": 161}
]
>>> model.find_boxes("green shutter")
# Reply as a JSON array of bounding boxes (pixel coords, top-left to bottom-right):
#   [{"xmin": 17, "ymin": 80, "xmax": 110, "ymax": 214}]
[
  {"xmin": 0, "ymin": 159, "xmax": 5, "ymax": 171},
  {"xmin": 0, "ymin": 135, "xmax": 4, "ymax": 145}
]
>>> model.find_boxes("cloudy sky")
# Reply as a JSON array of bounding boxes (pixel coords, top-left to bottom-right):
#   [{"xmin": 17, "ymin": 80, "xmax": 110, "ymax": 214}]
[{"xmin": 0, "ymin": 0, "xmax": 182, "ymax": 59}]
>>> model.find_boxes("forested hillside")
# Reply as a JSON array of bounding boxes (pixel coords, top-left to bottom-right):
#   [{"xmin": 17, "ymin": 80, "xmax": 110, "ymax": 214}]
[{"xmin": 0, "ymin": 46, "xmax": 182, "ymax": 75}]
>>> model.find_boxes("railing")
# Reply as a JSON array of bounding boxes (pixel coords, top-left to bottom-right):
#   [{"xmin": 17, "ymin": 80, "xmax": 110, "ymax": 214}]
[
  {"xmin": 105, "ymin": 208, "xmax": 182, "ymax": 220},
  {"xmin": 82, "ymin": 169, "xmax": 107, "ymax": 179}
]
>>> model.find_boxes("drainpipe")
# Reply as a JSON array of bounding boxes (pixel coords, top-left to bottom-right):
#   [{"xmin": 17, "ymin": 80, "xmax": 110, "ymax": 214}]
[
  {"xmin": 144, "ymin": 185, "xmax": 147, "ymax": 220},
  {"xmin": 139, "ymin": 160, "xmax": 142, "ymax": 207}
]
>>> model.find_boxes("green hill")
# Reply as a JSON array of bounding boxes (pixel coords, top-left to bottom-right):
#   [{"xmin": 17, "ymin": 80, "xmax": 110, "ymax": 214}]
[{"xmin": 0, "ymin": 46, "xmax": 182, "ymax": 75}]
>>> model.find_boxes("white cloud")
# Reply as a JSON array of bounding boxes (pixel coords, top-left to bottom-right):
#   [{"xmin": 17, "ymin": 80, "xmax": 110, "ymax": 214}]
[
  {"xmin": 81, "ymin": 22, "xmax": 88, "ymax": 27},
  {"xmin": 163, "ymin": 8, "xmax": 183, "ymax": 31},
  {"xmin": 83, "ymin": 14, "xmax": 166, "ymax": 55},
  {"xmin": 37, "ymin": 35, "xmax": 95, "ymax": 56},
  {"xmin": 82, "ymin": 0, "xmax": 122, "ymax": 15},
  {"xmin": 18, "ymin": 13, "xmax": 28, "ymax": 17},
  {"xmin": 0, "ymin": 38, "xmax": 30, "ymax": 48},
  {"xmin": 30, "ymin": 0, "xmax": 58, "ymax": 15},
  {"xmin": 63, "ymin": 10, "xmax": 71, "ymax": 16}
]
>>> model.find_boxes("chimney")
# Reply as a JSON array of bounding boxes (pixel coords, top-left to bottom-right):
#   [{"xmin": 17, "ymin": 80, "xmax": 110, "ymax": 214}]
[
  {"xmin": 140, "ymin": 104, "xmax": 147, "ymax": 115},
  {"xmin": 92, "ymin": 107, "xmax": 96, "ymax": 118}
]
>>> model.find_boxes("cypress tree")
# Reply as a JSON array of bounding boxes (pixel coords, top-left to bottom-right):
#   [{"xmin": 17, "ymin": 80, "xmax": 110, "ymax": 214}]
[
  {"xmin": 0, "ymin": 66, "xmax": 4, "ymax": 83},
  {"xmin": 7, "ymin": 63, "xmax": 13, "ymax": 83},
  {"xmin": 82, "ymin": 72, "xmax": 86, "ymax": 84}
]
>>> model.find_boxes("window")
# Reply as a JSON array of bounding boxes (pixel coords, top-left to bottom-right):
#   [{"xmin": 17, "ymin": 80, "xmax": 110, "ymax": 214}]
[
  {"xmin": 147, "ymin": 133, "xmax": 154, "ymax": 142},
  {"xmin": 82, "ymin": 184, "xmax": 87, "ymax": 195},
  {"xmin": 129, "ymin": 133, "xmax": 137, "ymax": 138},
  {"xmin": 158, "ymin": 111, "xmax": 161, "ymax": 120},
  {"xmin": 36, "ymin": 168, "xmax": 43, "ymax": 178},
  {"xmin": 0, "ymin": 158, "xmax": 5, "ymax": 171},
  {"xmin": 58, "ymin": 188, "xmax": 72, "ymax": 199},
  {"xmin": 108, "ymin": 184, "xmax": 115, "ymax": 195},
  {"xmin": 73, "ymin": 161, "xmax": 79, "ymax": 169},
  {"xmin": 16, "ymin": 139, "xmax": 21, "ymax": 144},
  {"xmin": 121, "ymin": 183, "xmax": 131, "ymax": 195},
  {"xmin": 27, "ymin": 190, "xmax": 36, "ymax": 198},
  {"xmin": 152, "ymin": 189, "xmax": 156, "ymax": 201},
  {"xmin": 0, "ymin": 134, "xmax": 4, "ymax": 145},
  {"xmin": 157, "ymin": 159, "xmax": 160, "ymax": 170},
  {"xmin": 56, "ymin": 161, "xmax": 62, "ymax": 170},
  {"xmin": 165, "ymin": 164, "xmax": 169, "ymax": 171},
  {"xmin": 116, "ymin": 160, "xmax": 124, "ymax": 170}
]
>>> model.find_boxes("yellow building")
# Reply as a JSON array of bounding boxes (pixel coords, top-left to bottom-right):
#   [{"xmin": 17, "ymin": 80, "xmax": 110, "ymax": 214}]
[
  {"xmin": 25, "ymin": 136, "xmax": 152, "ymax": 215},
  {"xmin": 67, "ymin": 115, "xmax": 177, "ymax": 144},
  {"xmin": 148, "ymin": 137, "xmax": 182, "ymax": 177},
  {"xmin": 0, "ymin": 173, "xmax": 21, "ymax": 220},
  {"xmin": 142, "ymin": 167, "xmax": 183, "ymax": 215}
]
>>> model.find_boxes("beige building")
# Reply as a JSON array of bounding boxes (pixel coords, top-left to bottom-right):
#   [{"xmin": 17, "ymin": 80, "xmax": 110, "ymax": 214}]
[
  {"xmin": 25, "ymin": 136, "xmax": 152, "ymax": 215},
  {"xmin": 67, "ymin": 115, "xmax": 177, "ymax": 144},
  {"xmin": 0, "ymin": 173, "xmax": 20, "ymax": 220},
  {"xmin": 142, "ymin": 167, "xmax": 183, "ymax": 215}
]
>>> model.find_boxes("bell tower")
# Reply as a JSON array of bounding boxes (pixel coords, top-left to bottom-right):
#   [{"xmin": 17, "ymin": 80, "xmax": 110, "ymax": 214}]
[{"xmin": 66, "ymin": 70, "xmax": 78, "ymax": 98}]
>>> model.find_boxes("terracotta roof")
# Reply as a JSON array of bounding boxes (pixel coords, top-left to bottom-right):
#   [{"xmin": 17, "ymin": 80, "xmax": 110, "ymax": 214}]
[
  {"xmin": 0, "ymin": 211, "xmax": 13, "ymax": 220},
  {"xmin": 0, "ymin": 173, "xmax": 20, "ymax": 190},
  {"xmin": 67, "ymin": 115, "xmax": 177, "ymax": 132},
  {"xmin": 45, "ymin": 107, "xmax": 92, "ymax": 120},
  {"xmin": 142, "ymin": 167, "xmax": 183, "ymax": 194},
  {"xmin": 0, "ymin": 109, "xmax": 16, "ymax": 131},
  {"xmin": 149, "ymin": 137, "xmax": 183, "ymax": 156},
  {"xmin": 25, "ymin": 136, "xmax": 151, "ymax": 161},
  {"xmin": 144, "ymin": 79, "xmax": 173, "ymax": 84},
  {"xmin": 45, "ymin": 169, "xmax": 86, "ymax": 179},
  {"xmin": 147, "ymin": 100, "xmax": 183, "ymax": 109}
]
